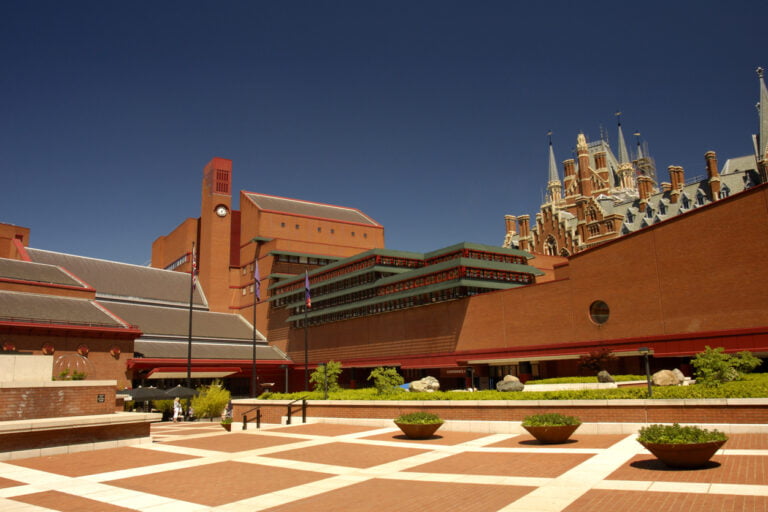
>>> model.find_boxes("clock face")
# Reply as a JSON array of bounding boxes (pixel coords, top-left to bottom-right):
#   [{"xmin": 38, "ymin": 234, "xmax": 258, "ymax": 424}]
[{"xmin": 215, "ymin": 205, "xmax": 228, "ymax": 217}]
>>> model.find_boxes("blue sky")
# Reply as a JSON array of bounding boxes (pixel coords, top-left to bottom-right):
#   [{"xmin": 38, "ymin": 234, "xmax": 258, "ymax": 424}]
[{"xmin": 1, "ymin": 1, "xmax": 765, "ymax": 265}]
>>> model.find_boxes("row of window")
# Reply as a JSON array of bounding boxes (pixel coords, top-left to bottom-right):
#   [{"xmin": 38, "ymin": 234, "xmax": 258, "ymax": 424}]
[
  {"xmin": 277, "ymin": 222, "xmax": 369, "ymax": 238},
  {"xmin": 292, "ymin": 286, "xmax": 493, "ymax": 327},
  {"xmin": 426, "ymin": 250, "xmax": 526, "ymax": 266},
  {"xmin": 164, "ymin": 253, "xmax": 189, "ymax": 271}
]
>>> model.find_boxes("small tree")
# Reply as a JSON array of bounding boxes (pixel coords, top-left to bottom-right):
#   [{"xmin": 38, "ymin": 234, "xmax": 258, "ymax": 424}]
[
  {"xmin": 191, "ymin": 380, "xmax": 231, "ymax": 420},
  {"xmin": 367, "ymin": 366, "xmax": 404, "ymax": 395},
  {"xmin": 578, "ymin": 347, "xmax": 616, "ymax": 374},
  {"xmin": 691, "ymin": 346, "xmax": 763, "ymax": 387},
  {"xmin": 309, "ymin": 360, "xmax": 343, "ymax": 393}
]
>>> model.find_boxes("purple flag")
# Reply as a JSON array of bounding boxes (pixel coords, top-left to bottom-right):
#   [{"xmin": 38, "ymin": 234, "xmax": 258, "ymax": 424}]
[
  {"xmin": 305, "ymin": 271, "xmax": 311, "ymax": 309},
  {"xmin": 254, "ymin": 259, "xmax": 261, "ymax": 301}
]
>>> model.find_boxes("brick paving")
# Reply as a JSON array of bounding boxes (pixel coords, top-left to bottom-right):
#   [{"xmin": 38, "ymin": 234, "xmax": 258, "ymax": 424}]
[{"xmin": 0, "ymin": 422, "xmax": 765, "ymax": 512}]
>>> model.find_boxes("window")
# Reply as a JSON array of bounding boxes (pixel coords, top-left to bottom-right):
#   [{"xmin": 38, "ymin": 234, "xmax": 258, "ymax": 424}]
[{"xmin": 589, "ymin": 300, "xmax": 610, "ymax": 325}]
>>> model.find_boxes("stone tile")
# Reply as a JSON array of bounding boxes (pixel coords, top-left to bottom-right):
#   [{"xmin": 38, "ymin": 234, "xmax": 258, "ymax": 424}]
[
  {"xmin": 259, "ymin": 478, "xmax": 535, "ymax": 512},
  {"xmin": 105, "ymin": 461, "xmax": 333, "ymax": 507},
  {"xmin": 607, "ymin": 454, "xmax": 768, "ymax": 485},
  {"xmin": 10, "ymin": 490, "xmax": 139, "ymax": 511},
  {"xmin": 162, "ymin": 432, "xmax": 307, "ymax": 453},
  {"xmin": 405, "ymin": 452, "xmax": 593, "ymax": 478},
  {"xmin": 6, "ymin": 447, "xmax": 197, "ymax": 477},
  {"xmin": 262, "ymin": 441, "xmax": 429, "ymax": 469}
]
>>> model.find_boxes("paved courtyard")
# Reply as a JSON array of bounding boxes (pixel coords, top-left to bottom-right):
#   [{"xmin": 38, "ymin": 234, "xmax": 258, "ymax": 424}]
[{"xmin": 0, "ymin": 422, "xmax": 766, "ymax": 511}]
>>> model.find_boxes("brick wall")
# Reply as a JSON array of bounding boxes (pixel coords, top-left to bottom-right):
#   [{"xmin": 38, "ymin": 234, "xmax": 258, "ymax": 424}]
[
  {"xmin": 0, "ymin": 422, "xmax": 149, "ymax": 452},
  {"xmin": 0, "ymin": 384, "xmax": 116, "ymax": 421},
  {"xmin": 233, "ymin": 399, "xmax": 768, "ymax": 426}
]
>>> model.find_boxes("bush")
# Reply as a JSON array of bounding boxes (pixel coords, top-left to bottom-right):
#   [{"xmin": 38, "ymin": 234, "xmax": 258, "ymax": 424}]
[
  {"xmin": 394, "ymin": 412, "xmax": 443, "ymax": 424},
  {"xmin": 637, "ymin": 423, "xmax": 728, "ymax": 444},
  {"xmin": 309, "ymin": 360, "xmax": 342, "ymax": 393},
  {"xmin": 692, "ymin": 346, "xmax": 763, "ymax": 387},
  {"xmin": 367, "ymin": 367, "xmax": 404, "ymax": 395},
  {"xmin": 152, "ymin": 399, "xmax": 174, "ymax": 416},
  {"xmin": 522, "ymin": 413, "xmax": 580, "ymax": 426},
  {"xmin": 526, "ymin": 375, "xmax": 644, "ymax": 385},
  {"xmin": 190, "ymin": 381, "xmax": 231, "ymax": 420}
]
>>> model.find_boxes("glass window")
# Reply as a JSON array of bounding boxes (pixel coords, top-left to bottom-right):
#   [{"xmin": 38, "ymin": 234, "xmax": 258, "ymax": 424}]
[{"xmin": 589, "ymin": 300, "xmax": 610, "ymax": 325}]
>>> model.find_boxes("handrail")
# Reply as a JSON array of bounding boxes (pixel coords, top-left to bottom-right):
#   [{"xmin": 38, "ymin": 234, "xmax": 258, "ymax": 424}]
[
  {"xmin": 286, "ymin": 396, "xmax": 308, "ymax": 425},
  {"xmin": 241, "ymin": 406, "xmax": 261, "ymax": 430}
]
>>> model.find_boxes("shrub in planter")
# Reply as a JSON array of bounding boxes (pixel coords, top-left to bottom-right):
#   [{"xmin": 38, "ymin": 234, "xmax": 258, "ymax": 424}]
[
  {"xmin": 394, "ymin": 412, "xmax": 444, "ymax": 439},
  {"xmin": 521, "ymin": 413, "xmax": 581, "ymax": 444},
  {"xmin": 637, "ymin": 423, "xmax": 728, "ymax": 468}
]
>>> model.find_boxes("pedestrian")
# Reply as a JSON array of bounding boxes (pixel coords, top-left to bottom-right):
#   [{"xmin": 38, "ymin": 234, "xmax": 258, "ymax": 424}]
[{"xmin": 173, "ymin": 397, "xmax": 182, "ymax": 422}]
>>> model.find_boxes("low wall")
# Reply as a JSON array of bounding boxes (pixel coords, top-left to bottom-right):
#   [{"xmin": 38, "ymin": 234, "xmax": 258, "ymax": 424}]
[
  {"xmin": 232, "ymin": 398, "xmax": 768, "ymax": 429},
  {"xmin": 0, "ymin": 412, "xmax": 161, "ymax": 461},
  {"xmin": 0, "ymin": 381, "xmax": 118, "ymax": 421}
]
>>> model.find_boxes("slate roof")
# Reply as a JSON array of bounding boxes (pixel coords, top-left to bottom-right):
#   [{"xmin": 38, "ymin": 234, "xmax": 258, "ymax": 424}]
[
  {"xmin": 0, "ymin": 258, "xmax": 86, "ymax": 288},
  {"xmin": 244, "ymin": 192, "xmax": 381, "ymax": 226},
  {"xmin": 0, "ymin": 290, "xmax": 126, "ymax": 328},
  {"xmin": 26, "ymin": 248, "xmax": 206, "ymax": 307},
  {"xmin": 134, "ymin": 339, "xmax": 286, "ymax": 360},
  {"xmin": 105, "ymin": 302, "xmax": 263, "ymax": 341}
]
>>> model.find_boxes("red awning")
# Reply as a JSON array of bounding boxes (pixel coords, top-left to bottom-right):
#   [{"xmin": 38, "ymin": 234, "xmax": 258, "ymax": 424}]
[{"xmin": 146, "ymin": 366, "xmax": 242, "ymax": 379}]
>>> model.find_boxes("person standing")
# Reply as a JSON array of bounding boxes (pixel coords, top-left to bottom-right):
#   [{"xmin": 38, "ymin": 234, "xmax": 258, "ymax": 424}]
[{"xmin": 172, "ymin": 397, "xmax": 182, "ymax": 422}]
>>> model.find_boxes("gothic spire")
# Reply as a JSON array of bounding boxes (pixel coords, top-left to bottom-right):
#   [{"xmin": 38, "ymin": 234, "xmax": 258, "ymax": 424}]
[
  {"xmin": 758, "ymin": 67, "xmax": 768, "ymax": 161},
  {"xmin": 616, "ymin": 112, "xmax": 631, "ymax": 164},
  {"xmin": 547, "ymin": 131, "xmax": 559, "ymax": 184}
]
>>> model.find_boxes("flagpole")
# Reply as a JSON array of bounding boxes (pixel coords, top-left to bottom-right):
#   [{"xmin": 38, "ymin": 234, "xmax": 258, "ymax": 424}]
[
  {"xmin": 304, "ymin": 270, "xmax": 311, "ymax": 391},
  {"xmin": 251, "ymin": 243, "xmax": 260, "ymax": 398},
  {"xmin": 186, "ymin": 242, "xmax": 196, "ymax": 389}
]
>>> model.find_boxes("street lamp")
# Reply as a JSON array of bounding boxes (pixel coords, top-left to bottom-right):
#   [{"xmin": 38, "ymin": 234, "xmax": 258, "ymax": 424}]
[{"xmin": 639, "ymin": 347, "xmax": 652, "ymax": 397}]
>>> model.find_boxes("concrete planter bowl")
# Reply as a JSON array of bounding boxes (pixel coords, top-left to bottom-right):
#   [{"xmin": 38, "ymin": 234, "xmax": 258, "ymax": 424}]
[
  {"xmin": 522, "ymin": 424, "xmax": 580, "ymax": 444},
  {"xmin": 393, "ymin": 412, "xmax": 444, "ymax": 439},
  {"xmin": 640, "ymin": 440, "xmax": 726, "ymax": 468},
  {"xmin": 394, "ymin": 421, "xmax": 443, "ymax": 439}
]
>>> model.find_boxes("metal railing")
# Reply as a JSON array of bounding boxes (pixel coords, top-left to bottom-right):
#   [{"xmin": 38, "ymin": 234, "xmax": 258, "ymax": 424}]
[
  {"xmin": 241, "ymin": 406, "xmax": 261, "ymax": 430},
  {"xmin": 286, "ymin": 396, "xmax": 308, "ymax": 425}
]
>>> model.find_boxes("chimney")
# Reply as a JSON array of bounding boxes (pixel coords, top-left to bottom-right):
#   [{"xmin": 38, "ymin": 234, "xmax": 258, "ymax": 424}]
[
  {"xmin": 577, "ymin": 134, "xmax": 592, "ymax": 197},
  {"xmin": 637, "ymin": 175, "xmax": 652, "ymax": 212},
  {"xmin": 660, "ymin": 182, "xmax": 672, "ymax": 192},
  {"xmin": 705, "ymin": 151, "xmax": 721, "ymax": 200},
  {"xmin": 563, "ymin": 159, "xmax": 575, "ymax": 178},
  {"xmin": 518, "ymin": 215, "xmax": 530, "ymax": 238},
  {"xmin": 504, "ymin": 215, "xmax": 517, "ymax": 235},
  {"xmin": 594, "ymin": 151, "xmax": 607, "ymax": 169}
]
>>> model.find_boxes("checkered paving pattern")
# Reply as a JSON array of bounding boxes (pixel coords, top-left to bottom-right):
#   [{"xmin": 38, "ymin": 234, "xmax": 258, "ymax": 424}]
[{"xmin": 0, "ymin": 422, "xmax": 765, "ymax": 511}]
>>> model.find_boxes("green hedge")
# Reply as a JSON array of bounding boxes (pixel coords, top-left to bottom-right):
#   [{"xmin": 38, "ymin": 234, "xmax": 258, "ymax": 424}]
[
  {"xmin": 263, "ymin": 374, "xmax": 768, "ymax": 401},
  {"xmin": 526, "ymin": 375, "xmax": 645, "ymax": 384}
]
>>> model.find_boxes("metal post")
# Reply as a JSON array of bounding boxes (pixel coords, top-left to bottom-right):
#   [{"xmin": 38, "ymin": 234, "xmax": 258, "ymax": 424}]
[
  {"xmin": 323, "ymin": 362, "xmax": 328, "ymax": 400},
  {"xmin": 639, "ymin": 347, "xmax": 653, "ymax": 398}
]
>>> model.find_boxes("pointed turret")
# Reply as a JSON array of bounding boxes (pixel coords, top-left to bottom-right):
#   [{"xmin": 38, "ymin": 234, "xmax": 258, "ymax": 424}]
[
  {"xmin": 757, "ymin": 67, "xmax": 768, "ymax": 179},
  {"xmin": 616, "ymin": 112, "xmax": 635, "ymax": 190},
  {"xmin": 546, "ymin": 132, "xmax": 562, "ymax": 205}
]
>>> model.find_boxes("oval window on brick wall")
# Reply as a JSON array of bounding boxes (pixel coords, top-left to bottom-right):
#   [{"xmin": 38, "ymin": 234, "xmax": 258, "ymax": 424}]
[{"xmin": 589, "ymin": 300, "xmax": 610, "ymax": 325}]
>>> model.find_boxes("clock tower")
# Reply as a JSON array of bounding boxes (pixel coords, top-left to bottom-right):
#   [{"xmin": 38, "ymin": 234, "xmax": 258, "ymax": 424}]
[{"xmin": 199, "ymin": 157, "xmax": 233, "ymax": 312}]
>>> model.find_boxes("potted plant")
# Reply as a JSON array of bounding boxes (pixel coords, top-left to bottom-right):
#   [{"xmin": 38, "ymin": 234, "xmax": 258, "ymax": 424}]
[
  {"xmin": 637, "ymin": 423, "xmax": 728, "ymax": 468},
  {"xmin": 394, "ymin": 412, "xmax": 444, "ymax": 439},
  {"xmin": 522, "ymin": 413, "xmax": 581, "ymax": 444},
  {"xmin": 220, "ymin": 416, "xmax": 233, "ymax": 431}
]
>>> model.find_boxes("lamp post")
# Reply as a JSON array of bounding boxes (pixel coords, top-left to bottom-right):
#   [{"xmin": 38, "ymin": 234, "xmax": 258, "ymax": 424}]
[
  {"xmin": 319, "ymin": 362, "xmax": 328, "ymax": 400},
  {"xmin": 639, "ymin": 347, "xmax": 652, "ymax": 397}
]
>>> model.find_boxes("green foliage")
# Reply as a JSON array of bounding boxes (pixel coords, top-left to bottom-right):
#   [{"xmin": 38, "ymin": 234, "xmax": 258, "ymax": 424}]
[
  {"xmin": 220, "ymin": 416, "xmax": 233, "ymax": 424},
  {"xmin": 309, "ymin": 360, "xmax": 343, "ymax": 393},
  {"xmin": 522, "ymin": 413, "xmax": 581, "ymax": 426},
  {"xmin": 367, "ymin": 367, "xmax": 404, "ymax": 395},
  {"xmin": 394, "ymin": 412, "xmax": 443, "ymax": 424},
  {"xmin": 190, "ymin": 380, "xmax": 231, "ymax": 420},
  {"xmin": 526, "ymin": 375, "xmax": 645, "ymax": 385},
  {"xmin": 264, "ymin": 373, "xmax": 768, "ymax": 401},
  {"xmin": 152, "ymin": 399, "xmax": 174, "ymax": 414},
  {"xmin": 637, "ymin": 423, "xmax": 728, "ymax": 444},
  {"xmin": 54, "ymin": 369, "xmax": 86, "ymax": 380},
  {"xmin": 692, "ymin": 346, "xmax": 763, "ymax": 387}
]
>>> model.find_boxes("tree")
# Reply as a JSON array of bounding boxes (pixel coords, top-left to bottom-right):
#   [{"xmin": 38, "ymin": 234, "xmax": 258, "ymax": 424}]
[
  {"xmin": 691, "ymin": 346, "xmax": 763, "ymax": 387},
  {"xmin": 578, "ymin": 347, "xmax": 616, "ymax": 374},
  {"xmin": 309, "ymin": 360, "xmax": 342, "ymax": 393},
  {"xmin": 190, "ymin": 380, "xmax": 231, "ymax": 420},
  {"xmin": 367, "ymin": 366, "xmax": 404, "ymax": 395}
]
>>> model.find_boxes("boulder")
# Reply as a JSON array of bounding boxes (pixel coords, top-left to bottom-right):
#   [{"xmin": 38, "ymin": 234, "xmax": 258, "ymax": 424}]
[
  {"xmin": 597, "ymin": 370, "xmax": 615, "ymax": 383},
  {"xmin": 672, "ymin": 368, "xmax": 685, "ymax": 383},
  {"xmin": 652, "ymin": 369, "xmax": 682, "ymax": 386},
  {"xmin": 409, "ymin": 376, "xmax": 440, "ymax": 392},
  {"xmin": 496, "ymin": 375, "xmax": 524, "ymax": 392}
]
